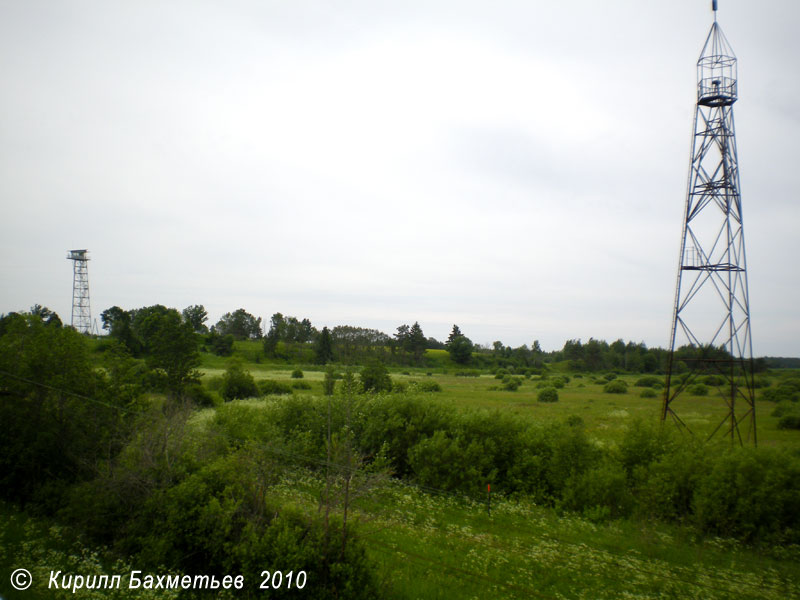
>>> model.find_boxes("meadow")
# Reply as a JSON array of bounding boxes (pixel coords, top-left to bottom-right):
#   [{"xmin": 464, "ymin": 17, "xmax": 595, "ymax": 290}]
[{"xmin": 183, "ymin": 345, "xmax": 800, "ymax": 598}]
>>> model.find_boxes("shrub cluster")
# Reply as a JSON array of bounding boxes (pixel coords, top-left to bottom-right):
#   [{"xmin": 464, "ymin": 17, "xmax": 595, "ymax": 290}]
[
  {"xmin": 603, "ymin": 380, "xmax": 628, "ymax": 394},
  {"xmin": 537, "ymin": 387, "xmax": 559, "ymax": 403},
  {"xmin": 214, "ymin": 395, "xmax": 800, "ymax": 545},
  {"xmin": 635, "ymin": 376, "xmax": 663, "ymax": 389},
  {"xmin": 260, "ymin": 379, "xmax": 293, "ymax": 395}
]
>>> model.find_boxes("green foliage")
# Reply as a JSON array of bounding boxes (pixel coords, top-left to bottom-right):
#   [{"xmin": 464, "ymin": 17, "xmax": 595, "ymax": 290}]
[
  {"xmin": 537, "ymin": 387, "xmax": 559, "ymax": 403},
  {"xmin": 207, "ymin": 331, "xmax": 234, "ymax": 356},
  {"xmin": 701, "ymin": 374, "xmax": 725, "ymax": 386},
  {"xmin": 550, "ymin": 376, "xmax": 566, "ymax": 389},
  {"xmin": 184, "ymin": 382, "xmax": 216, "ymax": 407},
  {"xmin": 447, "ymin": 335, "xmax": 474, "ymax": 365},
  {"xmin": 408, "ymin": 430, "xmax": 495, "ymax": 491},
  {"xmin": 323, "ymin": 365, "xmax": 336, "ymax": 396},
  {"xmin": 292, "ymin": 380, "xmax": 312, "ymax": 390},
  {"xmin": 501, "ymin": 376, "xmax": 522, "ymax": 391},
  {"xmin": 617, "ymin": 420, "xmax": 675, "ymax": 478},
  {"xmin": 692, "ymin": 448, "xmax": 800, "ymax": 543},
  {"xmin": 639, "ymin": 388, "xmax": 658, "ymax": 398},
  {"xmin": 181, "ymin": 304, "xmax": 208, "ymax": 333},
  {"xmin": 688, "ymin": 383, "xmax": 709, "ymax": 396},
  {"xmin": 392, "ymin": 380, "xmax": 409, "ymax": 394},
  {"xmin": 360, "ymin": 361, "xmax": 392, "ymax": 393},
  {"xmin": 291, "ymin": 368, "xmax": 304, "ymax": 378},
  {"xmin": 762, "ymin": 380, "xmax": 800, "ymax": 403},
  {"xmin": 771, "ymin": 401, "xmax": 798, "ymax": 418},
  {"xmin": 777, "ymin": 415, "xmax": 800, "ymax": 430},
  {"xmin": 0, "ymin": 313, "xmax": 136, "ymax": 506},
  {"xmin": 494, "ymin": 368, "xmax": 510, "ymax": 379},
  {"xmin": 315, "ymin": 325, "xmax": 334, "ymax": 364},
  {"xmin": 136, "ymin": 307, "xmax": 201, "ymax": 399},
  {"xmin": 260, "ymin": 379, "xmax": 293, "ymax": 396},
  {"xmin": 603, "ymin": 380, "xmax": 628, "ymax": 394},
  {"xmin": 220, "ymin": 360, "xmax": 259, "ymax": 401},
  {"xmin": 415, "ymin": 380, "xmax": 442, "ymax": 393},
  {"xmin": 214, "ymin": 308, "xmax": 262, "ymax": 340},
  {"xmin": 561, "ymin": 459, "xmax": 631, "ymax": 521},
  {"xmin": 565, "ymin": 415, "xmax": 584, "ymax": 427},
  {"xmin": 634, "ymin": 375, "xmax": 663, "ymax": 388},
  {"xmin": 634, "ymin": 443, "xmax": 710, "ymax": 522},
  {"xmin": 455, "ymin": 370, "xmax": 481, "ymax": 377}
]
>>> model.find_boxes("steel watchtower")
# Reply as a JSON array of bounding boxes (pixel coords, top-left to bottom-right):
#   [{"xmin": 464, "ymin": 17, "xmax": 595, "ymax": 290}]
[
  {"xmin": 662, "ymin": 2, "xmax": 756, "ymax": 445},
  {"xmin": 67, "ymin": 249, "xmax": 92, "ymax": 334}
]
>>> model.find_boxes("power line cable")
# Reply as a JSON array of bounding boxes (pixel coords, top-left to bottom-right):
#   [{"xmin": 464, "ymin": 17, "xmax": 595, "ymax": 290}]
[{"xmin": 0, "ymin": 368, "xmax": 133, "ymax": 415}]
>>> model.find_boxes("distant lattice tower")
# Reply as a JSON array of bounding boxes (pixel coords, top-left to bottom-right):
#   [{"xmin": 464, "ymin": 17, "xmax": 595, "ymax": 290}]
[
  {"xmin": 662, "ymin": 2, "xmax": 756, "ymax": 445},
  {"xmin": 67, "ymin": 249, "xmax": 92, "ymax": 334}
]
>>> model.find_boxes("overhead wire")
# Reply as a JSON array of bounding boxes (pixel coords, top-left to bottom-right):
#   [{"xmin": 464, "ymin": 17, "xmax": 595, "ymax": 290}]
[{"xmin": 0, "ymin": 368, "xmax": 133, "ymax": 415}]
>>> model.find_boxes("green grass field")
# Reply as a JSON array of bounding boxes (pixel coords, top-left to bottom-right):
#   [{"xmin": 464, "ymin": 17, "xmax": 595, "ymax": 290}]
[
  {"xmin": 199, "ymin": 345, "xmax": 794, "ymax": 450},
  {"xmin": 186, "ymin": 350, "xmax": 800, "ymax": 598}
]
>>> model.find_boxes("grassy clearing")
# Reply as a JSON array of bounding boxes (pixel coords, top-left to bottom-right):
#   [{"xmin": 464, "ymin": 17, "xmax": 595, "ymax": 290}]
[{"xmin": 246, "ymin": 461, "xmax": 800, "ymax": 600}]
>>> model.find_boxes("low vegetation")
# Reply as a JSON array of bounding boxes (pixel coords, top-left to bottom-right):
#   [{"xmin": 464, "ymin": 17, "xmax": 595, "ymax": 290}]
[{"xmin": 2, "ymin": 306, "xmax": 799, "ymax": 599}]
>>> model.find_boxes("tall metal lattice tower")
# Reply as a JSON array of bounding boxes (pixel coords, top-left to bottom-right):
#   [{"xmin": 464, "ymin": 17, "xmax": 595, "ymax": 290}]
[
  {"xmin": 662, "ymin": 2, "xmax": 756, "ymax": 445},
  {"xmin": 67, "ymin": 249, "xmax": 92, "ymax": 334}
]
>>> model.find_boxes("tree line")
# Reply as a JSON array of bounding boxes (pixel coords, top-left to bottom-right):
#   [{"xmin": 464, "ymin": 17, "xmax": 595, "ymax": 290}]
[{"xmin": 6, "ymin": 302, "xmax": 769, "ymax": 376}]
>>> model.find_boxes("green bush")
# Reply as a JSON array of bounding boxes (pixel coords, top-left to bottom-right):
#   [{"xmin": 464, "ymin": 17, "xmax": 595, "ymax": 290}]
[
  {"xmin": 753, "ymin": 376, "xmax": 772, "ymax": 389},
  {"xmin": 550, "ymin": 376, "xmax": 566, "ymax": 389},
  {"xmin": 323, "ymin": 365, "xmax": 336, "ymax": 396},
  {"xmin": 771, "ymin": 401, "xmax": 798, "ymax": 418},
  {"xmin": 494, "ymin": 368, "xmax": 510, "ymax": 379},
  {"xmin": 291, "ymin": 368, "xmax": 304, "ymax": 379},
  {"xmin": 639, "ymin": 388, "xmax": 658, "ymax": 398},
  {"xmin": 292, "ymin": 380, "xmax": 312, "ymax": 390},
  {"xmin": 210, "ymin": 332, "xmax": 235, "ymax": 356},
  {"xmin": 693, "ymin": 448, "xmax": 800, "ymax": 543},
  {"xmin": 360, "ymin": 361, "xmax": 392, "ymax": 393},
  {"xmin": 762, "ymin": 384, "xmax": 800, "ymax": 403},
  {"xmin": 132, "ymin": 450, "xmax": 380, "ymax": 598},
  {"xmin": 185, "ymin": 382, "xmax": 216, "ymax": 407},
  {"xmin": 537, "ymin": 387, "xmax": 559, "ymax": 403},
  {"xmin": 561, "ymin": 459, "xmax": 632, "ymax": 521},
  {"xmin": 688, "ymin": 383, "xmax": 709, "ymax": 396},
  {"xmin": 205, "ymin": 375, "xmax": 223, "ymax": 391},
  {"xmin": 701, "ymin": 374, "xmax": 725, "ymax": 386},
  {"xmin": 603, "ymin": 380, "xmax": 628, "ymax": 394},
  {"xmin": 455, "ymin": 370, "xmax": 481, "ymax": 377},
  {"xmin": 777, "ymin": 415, "xmax": 800, "ymax": 430},
  {"xmin": 392, "ymin": 380, "xmax": 409, "ymax": 394},
  {"xmin": 566, "ymin": 415, "xmax": 584, "ymax": 428},
  {"xmin": 499, "ymin": 375, "xmax": 522, "ymax": 391},
  {"xmin": 260, "ymin": 379, "xmax": 293, "ymax": 396},
  {"xmin": 618, "ymin": 420, "xmax": 676, "ymax": 478},
  {"xmin": 635, "ymin": 443, "xmax": 709, "ymax": 522},
  {"xmin": 221, "ymin": 361, "xmax": 259, "ymax": 401},
  {"xmin": 604, "ymin": 373, "xmax": 617, "ymax": 382},
  {"xmin": 635, "ymin": 376, "xmax": 663, "ymax": 389},
  {"xmin": 408, "ymin": 430, "xmax": 494, "ymax": 492},
  {"xmin": 416, "ymin": 380, "xmax": 443, "ymax": 393}
]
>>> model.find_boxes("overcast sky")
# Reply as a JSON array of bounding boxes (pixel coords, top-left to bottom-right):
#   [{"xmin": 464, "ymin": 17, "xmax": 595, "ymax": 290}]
[{"xmin": 1, "ymin": 0, "xmax": 798, "ymax": 355}]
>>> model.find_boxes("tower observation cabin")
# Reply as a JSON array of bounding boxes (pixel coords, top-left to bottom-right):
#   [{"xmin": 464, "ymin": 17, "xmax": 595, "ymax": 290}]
[{"xmin": 697, "ymin": 21, "xmax": 737, "ymax": 107}]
